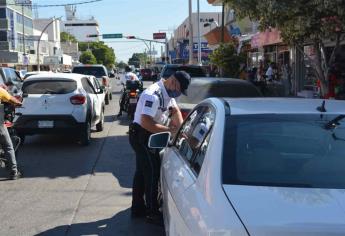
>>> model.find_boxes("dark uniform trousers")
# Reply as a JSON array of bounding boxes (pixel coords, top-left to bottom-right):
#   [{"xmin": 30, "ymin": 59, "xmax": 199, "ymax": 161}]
[{"xmin": 129, "ymin": 122, "xmax": 161, "ymax": 215}]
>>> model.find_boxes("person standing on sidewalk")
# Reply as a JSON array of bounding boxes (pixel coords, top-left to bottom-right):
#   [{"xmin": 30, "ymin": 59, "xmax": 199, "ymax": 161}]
[{"xmin": 128, "ymin": 71, "xmax": 191, "ymax": 225}]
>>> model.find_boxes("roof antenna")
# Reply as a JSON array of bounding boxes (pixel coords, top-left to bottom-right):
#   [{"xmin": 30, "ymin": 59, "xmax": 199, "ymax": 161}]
[{"xmin": 317, "ymin": 100, "xmax": 327, "ymax": 113}]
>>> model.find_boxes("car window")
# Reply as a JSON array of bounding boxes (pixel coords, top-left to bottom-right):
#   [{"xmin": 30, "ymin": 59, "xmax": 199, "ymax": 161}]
[
  {"xmin": 72, "ymin": 67, "xmax": 107, "ymax": 77},
  {"xmin": 4, "ymin": 69, "xmax": 12, "ymax": 82},
  {"xmin": 81, "ymin": 77, "xmax": 96, "ymax": 94},
  {"xmin": 22, "ymin": 80, "xmax": 77, "ymax": 94},
  {"xmin": 223, "ymin": 114, "xmax": 345, "ymax": 189},
  {"xmin": 174, "ymin": 105, "xmax": 215, "ymax": 174}
]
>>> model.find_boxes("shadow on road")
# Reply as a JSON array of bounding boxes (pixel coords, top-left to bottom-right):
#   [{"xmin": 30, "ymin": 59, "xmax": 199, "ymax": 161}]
[{"xmin": 35, "ymin": 208, "xmax": 165, "ymax": 236}]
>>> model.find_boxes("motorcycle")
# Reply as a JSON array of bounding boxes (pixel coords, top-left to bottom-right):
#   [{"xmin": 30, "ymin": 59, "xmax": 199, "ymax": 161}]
[
  {"xmin": 119, "ymin": 80, "xmax": 143, "ymax": 120},
  {"xmin": 0, "ymin": 104, "xmax": 22, "ymax": 170}
]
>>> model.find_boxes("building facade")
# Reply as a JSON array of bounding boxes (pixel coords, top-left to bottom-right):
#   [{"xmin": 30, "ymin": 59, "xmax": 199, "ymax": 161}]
[
  {"xmin": 0, "ymin": 0, "xmax": 34, "ymax": 66},
  {"xmin": 60, "ymin": 6, "xmax": 99, "ymax": 42},
  {"xmin": 169, "ymin": 12, "xmax": 222, "ymax": 64}
]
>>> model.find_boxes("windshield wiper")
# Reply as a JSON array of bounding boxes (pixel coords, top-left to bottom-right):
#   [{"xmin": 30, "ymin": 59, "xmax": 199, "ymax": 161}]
[{"xmin": 324, "ymin": 115, "xmax": 345, "ymax": 130}]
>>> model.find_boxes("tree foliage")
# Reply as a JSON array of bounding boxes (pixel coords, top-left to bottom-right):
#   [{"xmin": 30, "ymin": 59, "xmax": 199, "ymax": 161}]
[
  {"xmin": 209, "ymin": 42, "xmax": 246, "ymax": 78},
  {"xmin": 79, "ymin": 51, "xmax": 97, "ymax": 64},
  {"xmin": 79, "ymin": 41, "xmax": 116, "ymax": 68},
  {"xmin": 116, "ymin": 61, "xmax": 128, "ymax": 69},
  {"xmin": 60, "ymin": 32, "xmax": 78, "ymax": 43},
  {"xmin": 128, "ymin": 53, "xmax": 148, "ymax": 68},
  {"xmin": 223, "ymin": 0, "xmax": 345, "ymax": 95}
]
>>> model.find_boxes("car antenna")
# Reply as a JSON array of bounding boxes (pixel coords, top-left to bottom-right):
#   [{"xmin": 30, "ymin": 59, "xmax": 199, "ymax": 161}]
[{"xmin": 317, "ymin": 100, "xmax": 327, "ymax": 113}]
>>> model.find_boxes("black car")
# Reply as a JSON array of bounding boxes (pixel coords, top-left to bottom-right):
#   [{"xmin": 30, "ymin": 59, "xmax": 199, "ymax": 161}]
[
  {"xmin": 160, "ymin": 64, "xmax": 207, "ymax": 79},
  {"xmin": 176, "ymin": 77, "xmax": 262, "ymax": 119}
]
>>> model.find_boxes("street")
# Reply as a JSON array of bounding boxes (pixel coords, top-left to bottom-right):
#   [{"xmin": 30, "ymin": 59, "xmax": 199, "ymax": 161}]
[{"xmin": 0, "ymin": 80, "xmax": 164, "ymax": 236}]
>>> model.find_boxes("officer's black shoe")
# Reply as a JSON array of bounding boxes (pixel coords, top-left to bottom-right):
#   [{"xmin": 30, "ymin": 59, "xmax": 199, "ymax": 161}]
[
  {"xmin": 131, "ymin": 207, "xmax": 147, "ymax": 218},
  {"xmin": 117, "ymin": 112, "xmax": 123, "ymax": 118},
  {"xmin": 146, "ymin": 212, "xmax": 164, "ymax": 226},
  {"xmin": 10, "ymin": 169, "xmax": 22, "ymax": 180}
]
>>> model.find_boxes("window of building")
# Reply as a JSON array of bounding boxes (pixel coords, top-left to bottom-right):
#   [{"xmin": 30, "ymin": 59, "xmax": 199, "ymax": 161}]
[
  {"xmin": 0, "ymin": 8, "xmax": 6, "ymax": 19},
  {"xmin": 0, "ymin": 31, "xmax": 7, "ymax": 41}
]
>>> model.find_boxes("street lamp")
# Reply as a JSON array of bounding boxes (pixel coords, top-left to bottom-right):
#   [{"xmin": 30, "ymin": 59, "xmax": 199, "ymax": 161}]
[{"xmin": 37, "ymin": 16, "xmax": 62, "ymax": 72}]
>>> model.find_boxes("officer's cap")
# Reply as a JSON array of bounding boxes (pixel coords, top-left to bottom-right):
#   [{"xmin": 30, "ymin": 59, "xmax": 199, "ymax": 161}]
[{"xmin": 173, "ymin": 71, "xmax": 191, "ymax": 95}]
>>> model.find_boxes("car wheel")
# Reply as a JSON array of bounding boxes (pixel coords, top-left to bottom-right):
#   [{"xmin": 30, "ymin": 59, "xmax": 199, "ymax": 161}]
[
  {"xmin": 105, "ymin": 93, "xmax": 110, "ymax": 105},
  {"xmin": 80, "ymin": 120, "xmax": 91, "ymax": 146},
  {"xmin": 96, "ymin": 110, "xmax": 104, "ymax": 132}
]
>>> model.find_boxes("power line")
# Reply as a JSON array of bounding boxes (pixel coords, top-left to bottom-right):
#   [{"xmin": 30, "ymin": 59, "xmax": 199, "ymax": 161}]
[{"xmin": 7, "ymin": 0, "xmax": 102, "ymax": 8}]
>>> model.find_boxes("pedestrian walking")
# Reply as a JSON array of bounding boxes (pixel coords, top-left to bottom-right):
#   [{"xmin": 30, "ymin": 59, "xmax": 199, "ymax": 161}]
[{"xmin": 128, "ymin": 71, "xmax": 191, "ymax": 225}]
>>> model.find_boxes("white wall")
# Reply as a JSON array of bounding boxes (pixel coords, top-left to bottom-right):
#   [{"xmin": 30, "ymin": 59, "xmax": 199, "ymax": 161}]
[{"xmin": 61, "ymin": 19, "xmax": 100, "ymax": 42}]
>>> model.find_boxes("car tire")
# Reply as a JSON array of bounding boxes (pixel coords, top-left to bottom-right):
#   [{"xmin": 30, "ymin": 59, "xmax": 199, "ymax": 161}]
[
  {"xmin": 96, "ymin": 109, "xmax": 104, "ymax": 132},
  {"xmin": 80, "ymin": 120, "xmax": 91, "ymax": 146},
  {"xmin": 105, "ymin": 93, "xmax": 110, "ymax": 105}
]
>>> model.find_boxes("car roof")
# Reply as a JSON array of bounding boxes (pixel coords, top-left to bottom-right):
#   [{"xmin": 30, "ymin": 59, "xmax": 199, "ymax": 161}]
[
  {"xmin": 191, "ymin": 77, "xmax": 254, "ymax": 85},
  {"xmin": 165, "ymin": 64, "xmax": 203, "ymax": 68},
  {"xmin": 220, "ymin": 98, "xmax": 345, "ymax": 115},
  {"xmin": 73, "ymin": 64, "xmax": 105, "ymax": 68},
  {"xmin": 24, "ymin": 73, "xmax": 85, "ymax": 82}
]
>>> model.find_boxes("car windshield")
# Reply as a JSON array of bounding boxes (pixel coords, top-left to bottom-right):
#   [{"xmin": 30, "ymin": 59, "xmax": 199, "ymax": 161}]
[
  {"xmin": 162, "ymin": 66, "xmax": 206, "ymax": 78},
  {"xmin": 223, "ymin": 114, "xmax": 345, "ymax": 189},
  {"xmin": 22, "ymin": 80, "xmax": 77, "ymax": 94},
  {"xmin": 72, "ymin": 67, "xmax": 107, "ymax": 77},
  {"xmin": 178, "ymin": 81, "xmax": 261, "ymax": 104}
]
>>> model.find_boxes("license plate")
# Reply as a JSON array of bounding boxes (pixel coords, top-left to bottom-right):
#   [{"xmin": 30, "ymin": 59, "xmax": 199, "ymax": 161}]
[
  {"xmin": 38, "ymin": 121, "xmax": 54, "ymax": 128},
  {"xmin": 130, "ymin": 98, "xmax": 137, "ymax": 104}
]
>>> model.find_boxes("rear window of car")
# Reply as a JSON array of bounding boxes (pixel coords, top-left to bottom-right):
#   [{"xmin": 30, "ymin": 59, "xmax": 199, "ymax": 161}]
[
  {"xmin": 72, "ymin": 66, "xmax": 107, "ymax": 77},
  {"xmin": 22, "ymin": 80, "xmax": 77, "ymax": 94},
  {"xmin": 223, "ymin": 114, "xmax": 345, "ymax": 189},
  {"xmin": 162, "ymin": 66, "xmax": 206, "ymax": 78},
  {"xmin": 177, "ymin": 81, "xmax": 262, "ymax": 104}
]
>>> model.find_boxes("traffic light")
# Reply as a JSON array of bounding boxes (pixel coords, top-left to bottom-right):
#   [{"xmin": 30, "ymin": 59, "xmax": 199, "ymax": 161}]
[
  {"xmin": 87, "ymin": 34, "xmax": 99, "ymax": 38},
  {"xmin": 126, "ymin": 36, "xmax": 136, "ymax": 39}
]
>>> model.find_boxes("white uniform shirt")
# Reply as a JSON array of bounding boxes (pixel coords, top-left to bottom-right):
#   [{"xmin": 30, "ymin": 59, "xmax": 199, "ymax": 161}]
[
  {"xmin": 134, "ymin": 80, "xmax": 177, "ymax": 126},
  {"xmin": 121, "ymin": 72, "xmax": 139, "ymax": 85}
]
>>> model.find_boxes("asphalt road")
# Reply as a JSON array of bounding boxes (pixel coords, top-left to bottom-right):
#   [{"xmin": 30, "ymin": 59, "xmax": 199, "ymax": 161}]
[{"xmin": 0, "ymin": 79, "xmax": 165, "ymax": 236}]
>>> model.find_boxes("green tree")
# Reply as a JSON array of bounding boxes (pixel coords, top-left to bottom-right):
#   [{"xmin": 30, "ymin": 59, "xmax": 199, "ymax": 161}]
[
  {"xmin": 116, "ymin": 61, "xmax": 128, "ymax": 69},
  {"xmin": 209, "ymin": 42, "xmax": 246, "ymax": 77},
  {"xmin": 128, "ymin": 53, "xmax": 148, "ymax": 68},
  {"xmin": 79, "ymin": 41, "xmax": 116, "ymax": 68},
  {"xmin": 79, "ymin": 51, "xmax": 97, "ymax": 64},
  {"xmin": 223, "ymin": 0, "xmax": 345, "ymax": 95},
  {"xmin": 60, "ymin": 32, "xmax": 78, "ymax": 43}
]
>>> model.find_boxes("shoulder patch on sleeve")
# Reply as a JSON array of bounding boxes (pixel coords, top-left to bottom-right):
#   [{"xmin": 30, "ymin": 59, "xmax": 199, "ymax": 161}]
[{"xmin": 145, "ymin": 100, "xmax": 153, "ymax": 108}]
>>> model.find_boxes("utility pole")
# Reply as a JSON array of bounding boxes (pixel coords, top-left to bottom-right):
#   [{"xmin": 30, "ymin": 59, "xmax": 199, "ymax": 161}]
[
  {"xmin": 197, "ymin": 0, "xmax": 201, "ymax": 65},
  {"xmin": 188, "ymin": 0, "xmax": 194, "ymax": 65}
]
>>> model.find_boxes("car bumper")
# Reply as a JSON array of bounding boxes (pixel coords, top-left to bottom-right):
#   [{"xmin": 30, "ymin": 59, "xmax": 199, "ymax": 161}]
[{"xmin": 15, "ymin": 115, "xmax": 83, "ymax": 135}]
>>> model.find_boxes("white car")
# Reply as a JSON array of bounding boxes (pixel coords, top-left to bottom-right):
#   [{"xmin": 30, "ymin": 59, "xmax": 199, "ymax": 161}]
[
  {"xmin": 14, "ymin": 73, "xmax": 106, "ymax": 145},
  {"xmin": 149, "ymin": 98, "xmax": 345, "ymax": 236}
]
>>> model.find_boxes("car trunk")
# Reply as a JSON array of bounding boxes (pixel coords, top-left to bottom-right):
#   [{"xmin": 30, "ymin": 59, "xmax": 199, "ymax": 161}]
[
  {"xmin": 19, "ymin": 79, "xmax": 77, "ymax": 116},
  {"xmin": 223, "ymin": 185, "xmax": 345, "ymax": 236}
]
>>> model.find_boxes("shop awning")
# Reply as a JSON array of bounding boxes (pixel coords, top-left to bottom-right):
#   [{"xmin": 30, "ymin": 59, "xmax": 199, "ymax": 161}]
[
  {"xmin": 204, "ymin": 26, "xmax": 234, "ymax": 45},
  {"xmin": 207, "ymin": 0, "xmax": 223, "ymax": 5},
  {"xmin": 251, "ymin": 28, "xmax": 283, "ymax": 48}
]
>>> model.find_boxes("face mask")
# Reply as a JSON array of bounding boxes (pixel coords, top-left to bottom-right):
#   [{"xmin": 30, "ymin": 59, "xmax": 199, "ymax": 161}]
[{"xmin": 166, "ymin": 89, "xmax": 182, "ymax": 98}]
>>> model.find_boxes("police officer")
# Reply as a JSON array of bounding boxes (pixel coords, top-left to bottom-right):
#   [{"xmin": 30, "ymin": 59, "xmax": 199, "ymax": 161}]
[{"xmin": 129, "ymin": 71, "xmax": 191, "ymax": 224}]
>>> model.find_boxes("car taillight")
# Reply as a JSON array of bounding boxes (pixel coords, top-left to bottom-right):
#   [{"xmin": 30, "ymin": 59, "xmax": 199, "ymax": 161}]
[
  {"xmin": 102, "ymin": 77, "xmax": 108, "ymax": 86},
  {"xmin": 70, "ymin": 95, "xmax": 86, "ymax": 105},
  {"xmin": 129, "ymin": 91, "xmax": 137, "ymax": 97},
  {"xmin": 181, "ymin": 110, "xmax": 189, "ymax": 120}
]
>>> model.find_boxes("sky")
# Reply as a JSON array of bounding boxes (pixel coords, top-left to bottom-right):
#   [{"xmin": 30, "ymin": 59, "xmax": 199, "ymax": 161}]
[{"xmin": 35, "ymin": 0, "xmax": 222, "ymax": 62}]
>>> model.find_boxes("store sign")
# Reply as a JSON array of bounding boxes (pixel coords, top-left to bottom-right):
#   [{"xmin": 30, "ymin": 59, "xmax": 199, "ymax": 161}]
[
  {"xmin": 251, "ymin": 29, "xmax": 282, "ymax": 48},
  {"xmin": 153, "ymin": 33, "xmax": 166, "ymax": 40}
]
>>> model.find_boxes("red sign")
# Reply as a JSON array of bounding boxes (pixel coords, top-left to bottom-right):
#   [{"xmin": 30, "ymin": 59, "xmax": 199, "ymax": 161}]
[
  {"xmin": 153, "ymin": 32, "xmax": 166, "ymax": 40},
  {"xmin": 251, "ymin": 28, "xmax": 283, "ymax": 48}
]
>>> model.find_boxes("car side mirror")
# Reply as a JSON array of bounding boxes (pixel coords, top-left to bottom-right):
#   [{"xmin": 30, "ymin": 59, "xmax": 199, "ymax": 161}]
[
  {"xmin": 148, "ymin": 132, "xmax": 171, "ymax": 149},
  {"xmin": 98, "ymin": 85, "xmax": 105, "ymax": 94}
]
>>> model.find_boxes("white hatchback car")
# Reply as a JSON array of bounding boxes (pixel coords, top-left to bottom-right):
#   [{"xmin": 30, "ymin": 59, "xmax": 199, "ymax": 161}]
[
  {"xmin": 14, "ymin": 73, "xmax": 106, "ymax": 145},
  {"xmin": 150, "ymin": 98, "xmax": 345, "ymax": 236}
]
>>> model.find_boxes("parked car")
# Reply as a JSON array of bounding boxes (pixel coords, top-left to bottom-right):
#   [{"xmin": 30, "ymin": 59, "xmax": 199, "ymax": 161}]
[
  {"xmin": 150, "ymin": 98, "xmax": 345, "ymax": 236},
  {"xmin": 72, "ymin": 64, "xmax": 113, "ymax": 105},
  {"xmin": 160, "ymin": 64, "xmax": 207, "ymax": 79},
  {"xmin": 0, "ymin": 67, "xmax": 24, "ymax": 95},
  {"xmin": 14, "ymin": 73, "xmax": 106, "ymax": 145},
  {"xmin": 175, "ymin": 77, "xmax": 262, "ymax": 119}
]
